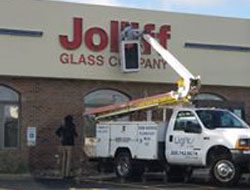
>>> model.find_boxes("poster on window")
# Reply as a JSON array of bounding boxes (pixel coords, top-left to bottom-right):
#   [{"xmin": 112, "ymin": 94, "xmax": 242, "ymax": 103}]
[{"xmin": 27, "ymin": 127, "xmax": 36, "ymax": 146}]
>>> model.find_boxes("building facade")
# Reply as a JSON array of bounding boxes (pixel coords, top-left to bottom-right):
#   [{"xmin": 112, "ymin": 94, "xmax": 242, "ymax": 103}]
[{"xmin": 0, "ymin": 0, "xmax": 250, "ymax": 174}]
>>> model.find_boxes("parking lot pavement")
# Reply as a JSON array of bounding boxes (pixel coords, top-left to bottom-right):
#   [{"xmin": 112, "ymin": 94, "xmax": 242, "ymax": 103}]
[
  {"xmin": 0, "ymin": 171, "xmax": 250, "ymax": 190},
  {"xmin": 1, "ymin": 178, "xmax": 249, "ymax": 190},
  {"xmin": 78, "ymin": 173, "xmax": 250, "ymax": 190}
]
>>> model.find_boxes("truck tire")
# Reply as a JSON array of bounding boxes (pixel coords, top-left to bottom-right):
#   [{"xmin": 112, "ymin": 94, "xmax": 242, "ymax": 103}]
[
  {"xmin": 115, "ymin": 152, "xmax": 134, "ymax": 178},
  {"xmin": 210, "ymin": 156, "xmax": 241, "ymax": 186}
]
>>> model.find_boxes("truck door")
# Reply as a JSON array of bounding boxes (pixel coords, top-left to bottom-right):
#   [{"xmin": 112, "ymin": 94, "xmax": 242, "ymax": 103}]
[{"xmin": 166, "ymin": 111, "xmax": 203, "ymax": 165}]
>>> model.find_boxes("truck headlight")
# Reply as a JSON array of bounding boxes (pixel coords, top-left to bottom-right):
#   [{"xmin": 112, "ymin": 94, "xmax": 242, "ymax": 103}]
[
  {"xmin": 240, "ymin": 139, "xmax": 248, "ymax": 146},
  {"xmin": 236, "ymin": 139, "xmax": 250, "ymax": 150}
]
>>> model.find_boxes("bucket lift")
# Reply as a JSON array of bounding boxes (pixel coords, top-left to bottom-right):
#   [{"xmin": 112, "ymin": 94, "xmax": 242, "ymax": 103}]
[{"xmin": 84, "ymin": 26, "xmax": 201, "ymax": 120}]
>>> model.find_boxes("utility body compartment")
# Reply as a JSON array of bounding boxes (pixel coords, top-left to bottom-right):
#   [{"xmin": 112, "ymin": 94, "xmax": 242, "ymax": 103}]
[{"xmin": 96, "ymin": 121, "xmax": 166, "ymax": 160}]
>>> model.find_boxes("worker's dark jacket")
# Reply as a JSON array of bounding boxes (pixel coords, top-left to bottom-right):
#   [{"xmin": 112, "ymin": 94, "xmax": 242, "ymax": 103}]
[{"xmin": 55, "ymin": 124, "xmax": 77, "ymax": 146}]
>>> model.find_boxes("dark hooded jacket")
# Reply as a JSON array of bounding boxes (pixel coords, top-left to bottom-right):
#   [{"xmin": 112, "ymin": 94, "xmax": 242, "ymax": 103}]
[{"xmin": 56, "ymin": 115, "xmax": 78, "ymax": 146}]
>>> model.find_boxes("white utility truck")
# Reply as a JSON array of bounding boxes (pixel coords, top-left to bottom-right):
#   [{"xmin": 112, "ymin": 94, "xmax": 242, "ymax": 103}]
[
  {"xmin": 84, "ymin": 27, "xmax": 250, "ymax": 186},
  {"xmin": 95, "ymin": 107, "xmax": 250, "ymax": 186}
]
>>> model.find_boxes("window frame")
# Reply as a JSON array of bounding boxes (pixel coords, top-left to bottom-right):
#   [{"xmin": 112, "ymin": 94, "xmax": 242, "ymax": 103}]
[
  {"xmin": 0, "ymin": 85, "xmax": 20, "ymax": 150},
  {"xmin": 174, "ymin": 111, "xmax": 202, "ymax": 133},
  {"xmin": 84, "ymin": 88, "xmax": 130, "ymax": 109},
  {"xmin": 194, "ymin": 92, "xmax": 226, "ymax": 101}
]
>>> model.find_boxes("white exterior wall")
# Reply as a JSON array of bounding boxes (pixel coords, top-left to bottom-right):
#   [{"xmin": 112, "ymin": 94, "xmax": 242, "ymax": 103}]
[{"xmin": 0, "ymin": 0, "xmax": 250, "ymax": 87}]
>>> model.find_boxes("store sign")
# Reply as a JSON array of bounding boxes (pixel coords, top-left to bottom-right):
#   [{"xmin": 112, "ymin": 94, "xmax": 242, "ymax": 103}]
[
  {"xmin": 58, "ymin": 18, "xmax": 171, "ymax": 69},
  {"xmin": 1, "ymin": 0, "xmax": 250, "ymax": 86}
]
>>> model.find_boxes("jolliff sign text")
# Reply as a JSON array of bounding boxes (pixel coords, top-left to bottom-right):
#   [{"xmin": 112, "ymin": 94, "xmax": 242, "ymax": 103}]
[{"xmin": 59, "ymin": 18, "xmax": 171, "ymax": 70}]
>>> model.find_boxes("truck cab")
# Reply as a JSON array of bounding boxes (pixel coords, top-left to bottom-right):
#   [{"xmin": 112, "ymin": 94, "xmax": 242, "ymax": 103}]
[
  {"xmin": 166, "ymin": 108, "xmax": 250, "ymax": 185},
  {"xmin": 166, "ymin": 107, "xmax": 250, "ymax": 165}
]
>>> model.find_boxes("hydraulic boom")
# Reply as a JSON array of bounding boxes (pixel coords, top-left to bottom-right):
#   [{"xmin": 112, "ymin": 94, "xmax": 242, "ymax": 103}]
[{"xmin": 84, "ymin": 29, "xmax": 201, "ymax": 120}]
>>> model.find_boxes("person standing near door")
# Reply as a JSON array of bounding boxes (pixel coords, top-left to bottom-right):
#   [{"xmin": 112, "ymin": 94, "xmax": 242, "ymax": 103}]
[{"xmin": 56, "ymin": 115, "xmax": 78, "ymax": 178}]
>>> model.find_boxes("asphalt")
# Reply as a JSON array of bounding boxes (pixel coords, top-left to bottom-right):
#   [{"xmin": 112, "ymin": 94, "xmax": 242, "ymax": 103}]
[{"xmin": 0, "ymin": 171, "xmax": 250, "ymax": 190}]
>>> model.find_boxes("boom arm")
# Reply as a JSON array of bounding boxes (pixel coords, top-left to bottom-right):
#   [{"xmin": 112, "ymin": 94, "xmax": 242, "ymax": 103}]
[
  {"xmin": 84, "ymin": 31, "xmax": 200, "ymax": 120},
  {"xmin": 143, "ymin": 34, "xmax": 200, "ymax": 98}
]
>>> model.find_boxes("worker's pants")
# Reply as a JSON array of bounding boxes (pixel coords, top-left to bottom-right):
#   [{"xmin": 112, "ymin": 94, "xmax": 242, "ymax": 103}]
[{"xmin": 61, "ymin": 146, "xmax": 73, "ymax": 177}]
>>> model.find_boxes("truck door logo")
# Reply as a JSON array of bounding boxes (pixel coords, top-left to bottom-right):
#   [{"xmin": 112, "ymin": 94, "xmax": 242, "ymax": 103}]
[{"xmin": 174, "ymin": 137, "xmax": 195, "ymax": 147}]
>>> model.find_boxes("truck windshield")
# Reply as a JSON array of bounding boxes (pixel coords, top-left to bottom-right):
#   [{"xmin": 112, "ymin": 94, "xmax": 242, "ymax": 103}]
[{"xmin": 196, "ymin": 110, "xmax": 248, "ymax": 129}]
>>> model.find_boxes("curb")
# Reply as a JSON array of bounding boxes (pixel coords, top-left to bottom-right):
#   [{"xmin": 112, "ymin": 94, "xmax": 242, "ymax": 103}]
[
  {"xmin": 79, "ymin": 174, "xmax": 116, "ymax": 181},
  {"xmin": 0, "ymin": 174, "xmax": 33, "ymax": 180}
]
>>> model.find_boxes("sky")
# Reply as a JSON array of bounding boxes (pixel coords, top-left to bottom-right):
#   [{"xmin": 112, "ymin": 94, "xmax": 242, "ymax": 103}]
[{"xmin": 44, "ymin": 0, "xmax": 250, "ymax": 19}]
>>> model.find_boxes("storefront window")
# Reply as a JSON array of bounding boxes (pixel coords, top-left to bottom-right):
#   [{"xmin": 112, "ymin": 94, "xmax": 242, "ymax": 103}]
[
  {"xmin": 84, "ymin": 89, "xmax": 130, "ymax": 109},
  {"xmin": 193, "ymin": 92, "xmax": 244, "ymax": 119},
  {"xmin": 84, "ymin": 89, "xmax": 130, "ymax": 137},
  {"xmin": 0, "ymin": 86, "xmax": 19, "ymax": 149},
  {"xmin": 194, "ymin": 93, "xmax": 225, "ymax": 101}
]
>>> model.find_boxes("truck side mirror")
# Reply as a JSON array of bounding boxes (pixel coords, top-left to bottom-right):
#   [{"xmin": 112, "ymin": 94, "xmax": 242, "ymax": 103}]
[{"xmin": 184, "ymin": 121, "xmax": 202, "ymax": 134}]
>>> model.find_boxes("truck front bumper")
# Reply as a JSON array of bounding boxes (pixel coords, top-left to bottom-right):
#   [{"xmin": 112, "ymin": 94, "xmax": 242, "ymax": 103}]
[{"xmin": 231, "ymin": 149, "xmax": 250, "ymax": 164}]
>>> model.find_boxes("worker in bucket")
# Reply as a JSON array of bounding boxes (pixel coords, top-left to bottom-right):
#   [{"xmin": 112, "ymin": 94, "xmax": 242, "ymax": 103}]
[{"xmin": 121, "ymin": 23, "xmax": 144, "ymax": 41}]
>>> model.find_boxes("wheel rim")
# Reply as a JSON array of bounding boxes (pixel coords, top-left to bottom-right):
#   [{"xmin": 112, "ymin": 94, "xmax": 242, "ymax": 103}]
[
  {"xmin": 117, "ymin": 157, "xmax": 130, "ymax": 177},
  {"xmin": 214, "ymin": 160, "xmax": 235, "ymax": 183}
]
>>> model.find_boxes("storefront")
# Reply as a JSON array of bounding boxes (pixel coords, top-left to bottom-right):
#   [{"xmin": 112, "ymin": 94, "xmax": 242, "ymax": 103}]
[{"xmin": 0, "ymin": 0, "xmax": 250, "ymax": 174}]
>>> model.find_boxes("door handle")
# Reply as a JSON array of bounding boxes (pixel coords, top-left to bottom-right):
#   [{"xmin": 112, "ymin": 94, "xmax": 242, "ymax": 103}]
[{"xmin": 169, "ymin": 135, "xmax": 173, "ymax": 142}]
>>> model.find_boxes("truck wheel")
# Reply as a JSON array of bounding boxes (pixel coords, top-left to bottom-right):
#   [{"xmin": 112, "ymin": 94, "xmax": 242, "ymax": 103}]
[
  {"xmin": 210, "ymin": 156, "xmax": 241, "ymax": 186},
  {"xmin": 115, "ymin": 152, "xmax": 133, "ymax": 178}
]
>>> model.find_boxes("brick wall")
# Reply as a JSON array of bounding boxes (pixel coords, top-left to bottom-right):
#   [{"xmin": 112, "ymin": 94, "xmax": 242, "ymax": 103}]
[{"xmin": 0, "ymin": 76, "xmax": 249, "ymax": 173}]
